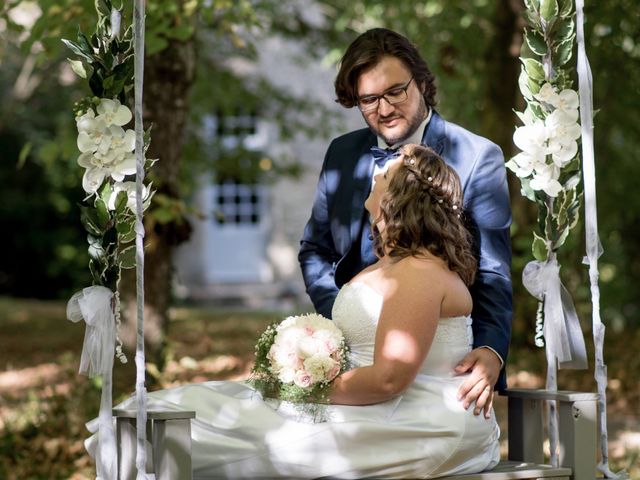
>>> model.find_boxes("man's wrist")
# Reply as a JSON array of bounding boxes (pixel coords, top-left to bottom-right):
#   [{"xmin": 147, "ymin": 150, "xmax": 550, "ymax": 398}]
[{"xmin": 478, "ymin": 346, "xmax": 504, "ymax": 369}]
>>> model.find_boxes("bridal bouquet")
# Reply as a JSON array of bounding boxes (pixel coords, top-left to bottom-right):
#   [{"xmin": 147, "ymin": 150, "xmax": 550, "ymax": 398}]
[{"xmin": 250, "ymin": 313, "xmax": 349, "ymax": 404}]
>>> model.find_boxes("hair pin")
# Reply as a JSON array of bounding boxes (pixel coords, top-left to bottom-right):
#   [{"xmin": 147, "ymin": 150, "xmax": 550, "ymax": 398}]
[{"xmin": 427, "ymin": 176, "xmax": 433, "ymax": 182}]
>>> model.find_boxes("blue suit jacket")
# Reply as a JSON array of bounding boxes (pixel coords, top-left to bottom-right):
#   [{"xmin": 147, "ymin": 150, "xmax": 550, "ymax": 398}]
[{"xmin": 298, "ymin": 111, "xmax": 513, "ymax": 390}]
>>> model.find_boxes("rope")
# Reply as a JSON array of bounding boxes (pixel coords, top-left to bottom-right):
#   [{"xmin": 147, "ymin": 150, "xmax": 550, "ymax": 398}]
[{"xmin": 133, "ymin": 0, "xmax": 149, "ymax": 477}]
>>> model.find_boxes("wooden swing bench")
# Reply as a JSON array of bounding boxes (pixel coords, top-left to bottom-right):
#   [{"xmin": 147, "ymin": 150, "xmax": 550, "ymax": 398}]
[{"xmin": 113, "ymin": 388, "xmax": 599, "ymax": 480}]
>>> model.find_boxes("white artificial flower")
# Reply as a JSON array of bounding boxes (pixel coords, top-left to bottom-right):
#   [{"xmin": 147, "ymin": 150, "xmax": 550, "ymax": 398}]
[
  {"xmin": 506, "ymin": 152, "xmax": 538, "ymax": 178},
  {"xmin": 76, "ymin": 111, "xmax": 109, "ymax": 154},
  {"xmin": 96, "ymin": 98, "xmax": 132, "ymax": 126},
  {"xmin": 546, "ymin": 110, "xmax": 581, "ymax": 144},
  {"xmin": 554, "ymin": 88, "xmax": 579, "ymax": 113},
  {"xmin": 534, "ymin": 83, "xmax": 579, "ymax": 116},
  {"xmin": 530, "ymin": 163, "xmax": 562, "ymax": 197},
  {"xmin": 513, "ymin": 121, "xmax": 551, "ymax": 158},
  {"xmin": 107, "ymin": 181, "xmax": 150, "ymax": 212},
  {"xmin": 534, "ymin": 82, "xmax": 559, "ymax": 107},
  {"xmin": 80, "ymin": 163, "xmax": 110, "ymax": 195},
  {"xmin": 549, "ymin": 140, "xmax": 578, "ymax": 167},
  {"xmin": 78, "ymin": 151, "xmax": 137, "ymax": 194}
]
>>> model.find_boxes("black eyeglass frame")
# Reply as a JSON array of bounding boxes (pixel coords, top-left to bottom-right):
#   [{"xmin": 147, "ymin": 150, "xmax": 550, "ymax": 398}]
[{"xmin": 357, "ymin": 77, "xmax": 415, "ymax": 112}]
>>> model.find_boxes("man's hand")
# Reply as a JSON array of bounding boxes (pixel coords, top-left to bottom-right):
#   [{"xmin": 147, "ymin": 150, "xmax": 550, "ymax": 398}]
[{"xmin": 454, "ymin": 347, "xmax": 502, "ymax": 418}]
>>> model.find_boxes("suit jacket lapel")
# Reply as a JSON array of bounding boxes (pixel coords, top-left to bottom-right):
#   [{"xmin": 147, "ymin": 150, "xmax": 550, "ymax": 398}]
[
  {"xmin": 348, "ymin": 137, "xmax": 377, "ymax": 244},
  {"xmin": 422, "ymin": 110, "xmax": 446, "ymax": 155}
]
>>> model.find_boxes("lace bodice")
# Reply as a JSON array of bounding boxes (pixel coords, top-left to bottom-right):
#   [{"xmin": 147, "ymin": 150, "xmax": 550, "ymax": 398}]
[{"xmin": 332, "ymin": 282, "xmax": 473, "ymax": 375}]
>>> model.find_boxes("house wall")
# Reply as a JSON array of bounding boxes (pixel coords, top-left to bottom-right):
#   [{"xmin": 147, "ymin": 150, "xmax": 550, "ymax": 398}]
[{"xmin": 174, "ymin": 35, "xmax": 363, "ymax": 310}]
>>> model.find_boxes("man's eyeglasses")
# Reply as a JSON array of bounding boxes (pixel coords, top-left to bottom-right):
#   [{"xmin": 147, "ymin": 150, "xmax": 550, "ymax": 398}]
[{"xmin": 357, "ymin": 77, "xmax": 414, "ymax": 112}]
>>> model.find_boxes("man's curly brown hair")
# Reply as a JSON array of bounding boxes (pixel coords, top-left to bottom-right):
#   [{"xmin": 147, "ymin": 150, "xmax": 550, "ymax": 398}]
[{"xmin": 372, "ymin": 144, "xmax": 477, "ymax": 286}]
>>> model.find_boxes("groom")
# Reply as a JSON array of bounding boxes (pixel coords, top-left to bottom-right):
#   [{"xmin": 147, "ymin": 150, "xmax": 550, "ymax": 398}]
[{"xmin": 298, "ymin": 28, "xmax": 512, "ymax": 416}]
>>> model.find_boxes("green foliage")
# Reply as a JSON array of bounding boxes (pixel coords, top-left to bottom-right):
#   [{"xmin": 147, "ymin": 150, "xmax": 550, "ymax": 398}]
[
  {"xmin": 62, "ymin": 2, "xmax": 153, "ymax": 290},
  {"xmin": 514, "ymin": 2, "xmax": 581, "ymax": 257},
  {"xmin": 0, "ymin": 0, "xmax": 638, "ymax": 331}
]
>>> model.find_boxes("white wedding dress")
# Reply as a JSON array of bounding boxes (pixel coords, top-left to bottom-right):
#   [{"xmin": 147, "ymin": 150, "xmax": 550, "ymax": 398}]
[{"xmin": 105, "ymin": 282, "xmax": 500, "ymax": 479}]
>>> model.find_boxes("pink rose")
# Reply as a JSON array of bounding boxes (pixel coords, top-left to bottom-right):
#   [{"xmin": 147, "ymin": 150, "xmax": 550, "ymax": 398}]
[{"xmin": 293, "ymin": 370, "xmax": 313, "ymax": 388}]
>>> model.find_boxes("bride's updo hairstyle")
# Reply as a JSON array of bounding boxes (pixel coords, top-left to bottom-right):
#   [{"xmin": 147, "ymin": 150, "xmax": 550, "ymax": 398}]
[{"xmin": 373, "ymin": 144, "xmax": 477, "ymax": 286}]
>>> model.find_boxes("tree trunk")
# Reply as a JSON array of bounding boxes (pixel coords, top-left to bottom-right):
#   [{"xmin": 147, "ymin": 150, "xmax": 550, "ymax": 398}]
[{"xmin": 119, "ymin": 36, "xmax": 197, "ymax": 369}]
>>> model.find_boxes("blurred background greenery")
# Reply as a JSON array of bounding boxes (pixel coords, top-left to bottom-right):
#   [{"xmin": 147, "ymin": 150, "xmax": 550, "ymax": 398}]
[{"xmin": 0, "ymin": 0, "xmax": 638, "ymax": 477}]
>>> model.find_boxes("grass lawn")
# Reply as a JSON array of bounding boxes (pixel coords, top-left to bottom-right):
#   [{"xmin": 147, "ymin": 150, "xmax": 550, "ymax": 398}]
[{"xmin": 0, "ymin": 296, "xmax": 638, "ymax": 479}]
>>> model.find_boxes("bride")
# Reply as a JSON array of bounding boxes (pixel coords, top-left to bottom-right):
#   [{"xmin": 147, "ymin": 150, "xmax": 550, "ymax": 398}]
[{"xmin": 98, "ymin": 144, "xmax": 500, "ymax": 479}]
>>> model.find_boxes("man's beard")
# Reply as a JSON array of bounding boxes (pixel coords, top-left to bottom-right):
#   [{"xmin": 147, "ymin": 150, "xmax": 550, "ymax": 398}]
[{"xmin": 366, "ymin": 99, "xmax": 428, "ymax": 146}]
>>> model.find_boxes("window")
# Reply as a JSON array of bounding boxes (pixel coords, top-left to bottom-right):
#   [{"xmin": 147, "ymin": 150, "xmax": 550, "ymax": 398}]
[{"xmin": 215, "ymin": 180, "xmax": 265, "ymax": 225}]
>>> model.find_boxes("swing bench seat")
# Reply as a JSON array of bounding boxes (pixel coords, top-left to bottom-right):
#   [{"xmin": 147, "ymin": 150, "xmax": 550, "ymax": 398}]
[
  {"xmin": 112, "ymin": 388, "xmax": 598, "ymax": 480},
  {"xmin": 446, "ymin": 389, "xmax": 599, "ymax": 480}
]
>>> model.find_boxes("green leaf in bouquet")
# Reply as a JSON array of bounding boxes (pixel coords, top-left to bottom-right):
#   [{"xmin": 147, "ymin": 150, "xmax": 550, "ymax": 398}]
[
  {"xmin": 558, "ymin": 0, "xmax": 573, "ymax": 17},
  {"xmin": 88, "ymin": 69, "xmax": 105, "ymax": 97},
  {"xmin": 102, "ymin": 50, "xmax": 115, "ymax": 71},
  {"xmin": 68, "ymin": 58, "xmax": 88, "ymax": 79},
  {"xmin": 94, "ymin": 197, "xmax": 111, "ymax": 229},
  {"xmin": 553, "ymin": 15, "xmax": 575, "ymax": 41},
  {"xmin": 554, "ymin": 37, "xmax": 574, "ymax": 66},
  {"xmin": 521, "ymin": 58, "xmax": 546, "ymax": 82},
  {"xmin": 114, "ymin": 190, "xmax": 129, "ymax": 214},
  {"xmin": 523, "ymin": 10, "xmax": 542, "ymax": 31},
  {"xmin": 554, "ymin": 225, "xmax": 570, "ymax": 249},
  {"xmin": 89, "ymin": 258, "xmax": 106, "ymax": 284},
  {"xmin": 103, "ymin": 73, "xmax": 115, "ymax": 91},
  {"xmin": 518, "ymin": 68, "xmax": 534, "ymax": 100},
  {"xmin": 525, "ymin": 29, "xmax": 548, "ymax": 56},
  {"xmin": 77, "ymin": 30, "xmax": 94, "ymax": 58},
  {"xmin": 527, "ymin": 100, "xmax": 545, "ymax": 119},
  {"xmin": 61, "ymin": 39, "xmax": 95, "ymax": 63},
  {"xmin": 540, "ymin": 0, "xmax": 558, "ymax": 23},
  {"xmin": 525, "ymin": 0, "xmax": 541, "ymax": 11},
  {"xmin": 532, "ymin": 231, "xmax": 549, "ymax": 261},
  {"xmin": 88, "ymin": 241, "xmax": 106, "ymax": 261},
  {"xmin": 520, "ymin": 177, "xmax": 537, "ymax": 202},
  {"xmin": 562, "ymin": 172, "xmax": 581, "ymax": 192},
  {"xmin": 99, "ymin": 182, "xmax": 113, "ymax": 207},
  {"xmin": 118, "ymin": 245, "xmax": 137, "ymax": 269},
  {"xmin": 527, "ymin": 77, "xmax": 542, "ymax": 96},
  {"xmin": 95, "ymin": 0, "xmax": 112, "ymax": 17},
  {"xmin": 80, "ymin": 205, "xmax": 104, "ymax": 236},
  {"xmin": 117, "ymin": 219, "xmax": 136, "ymax": 243}
]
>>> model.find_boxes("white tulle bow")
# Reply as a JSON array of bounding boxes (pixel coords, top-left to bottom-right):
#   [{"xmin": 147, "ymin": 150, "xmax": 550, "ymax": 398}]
[
  {"xmin": 522, "ymin": 259, "xmax": 588, "ymax": 369},
  {"xmin": 67, "ymin": 286, "xmax": 116, "ymax": 376},
  {"xmin": 67, "ymin": 285, "xmax": 117, "ymax": 479}
]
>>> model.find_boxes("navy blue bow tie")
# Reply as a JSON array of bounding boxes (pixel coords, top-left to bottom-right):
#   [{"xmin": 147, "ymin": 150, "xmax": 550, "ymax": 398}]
[{"xmin": 370, "ymin": 146, "xmax": 400, "ymax": 168}]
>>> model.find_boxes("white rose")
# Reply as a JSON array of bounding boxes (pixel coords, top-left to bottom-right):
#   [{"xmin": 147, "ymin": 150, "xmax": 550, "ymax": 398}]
[
  {"xmin": 303, "ymin": 354, "xmax": 339, "ymax": 383},
  {"xmin": 278, "ymin": 367, "xmax": 296, "ymax": 384},
  {"xmin": 296, "ymin": 336, "xmax": 320, "ymax": 358}
]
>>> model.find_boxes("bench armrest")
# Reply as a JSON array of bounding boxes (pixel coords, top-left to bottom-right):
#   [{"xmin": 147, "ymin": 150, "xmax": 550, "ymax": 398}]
[{"xmin": 499, "ymin": 388, "xmax": 598, "ymax": 480}]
